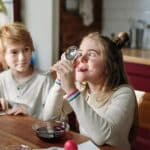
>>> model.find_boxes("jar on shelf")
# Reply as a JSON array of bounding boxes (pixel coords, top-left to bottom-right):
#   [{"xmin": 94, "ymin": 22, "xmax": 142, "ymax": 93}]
[{"xmin": 143, "ymin": 24, "xmax": 150, "ymax": 50}]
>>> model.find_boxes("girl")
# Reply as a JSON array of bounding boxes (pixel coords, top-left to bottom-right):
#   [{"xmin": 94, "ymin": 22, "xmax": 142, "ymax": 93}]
[{"xmin": 43, "ymin": 32, "xmax": 138, "ymax": 150}]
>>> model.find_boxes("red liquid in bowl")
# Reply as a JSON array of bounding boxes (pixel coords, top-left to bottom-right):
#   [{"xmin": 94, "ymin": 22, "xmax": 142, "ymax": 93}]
[{"xmin": 36, "ymin": 125, "xmax": 65, "ymax": 142}]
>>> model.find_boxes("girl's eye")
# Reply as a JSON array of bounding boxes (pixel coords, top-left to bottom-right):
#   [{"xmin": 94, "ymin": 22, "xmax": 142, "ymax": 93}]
[
  {"xmin": 78, "ymin": 52, "xmax": 82, "ymax": 57},
  {"xmin": 76, "ymin": 49, "xmax": 100, "ymax": 59},
  {"xmin": 87, "ymin": 51, "xmax": 98, "ymax": 57}
]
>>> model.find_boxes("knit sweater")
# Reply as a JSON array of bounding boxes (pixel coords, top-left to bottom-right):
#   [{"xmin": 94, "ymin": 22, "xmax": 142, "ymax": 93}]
[
  {"xmin": 0, "ymin": 69, "xmax": 52, "ymax": 119},
  {"xmin": 43, "ymin": 81, "xmax": 137, "ymax": 150}
]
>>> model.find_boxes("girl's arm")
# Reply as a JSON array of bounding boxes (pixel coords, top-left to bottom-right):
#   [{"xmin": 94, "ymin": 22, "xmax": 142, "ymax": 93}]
[
  {"xmin": 67, "ymin": 87, "xmax": 136, "ymax": 147},
  {"xmin": 42, "ymin": 79, "xmax": 72, "ymax": 121}
]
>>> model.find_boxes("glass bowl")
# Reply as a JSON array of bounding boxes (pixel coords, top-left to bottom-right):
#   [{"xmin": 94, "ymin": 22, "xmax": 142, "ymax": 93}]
[{"xmin": 32, "ymin": 120, "xmax": 69, "ymax": 142}]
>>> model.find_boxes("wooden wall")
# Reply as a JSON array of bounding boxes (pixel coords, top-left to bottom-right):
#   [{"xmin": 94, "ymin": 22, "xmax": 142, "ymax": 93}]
[{"xmin": 59, "ymin": 0, "xmax": 102, "ymax": 56}]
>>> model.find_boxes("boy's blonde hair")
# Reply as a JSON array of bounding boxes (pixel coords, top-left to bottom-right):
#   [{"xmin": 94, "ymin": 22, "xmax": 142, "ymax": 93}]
[{"xmin": 0, "ymin": 22, "xmax": 34, "ymax": 69}]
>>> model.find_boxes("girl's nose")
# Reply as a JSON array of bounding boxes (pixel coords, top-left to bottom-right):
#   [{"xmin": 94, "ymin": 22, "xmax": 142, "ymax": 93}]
[{"xmin": 74, "ymin": 54, "xmax": 87, "ymax": 67}]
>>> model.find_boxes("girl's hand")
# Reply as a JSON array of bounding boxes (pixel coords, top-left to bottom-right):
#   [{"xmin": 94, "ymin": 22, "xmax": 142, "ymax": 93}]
[
  {"xmin": 0, "ymin": 98, "xmax": 9, "ymax": 111},
  {"xmin": 50, "ymin": 52, "xmax": 66, "ymax": 80},
  {"xmin": 51, "ymin": 52, "xmax": 77, "ymax": 93},
  {"xmin": 6, "ymin": 104, "xmax": 28, "ymax": 116},
  {"xmin": 56, "ymin": 60, "xmax": 77, "ymax": 94},
  {"xmin": 50, "ymin": 61, "xmax": 61, "ymax": 80}
]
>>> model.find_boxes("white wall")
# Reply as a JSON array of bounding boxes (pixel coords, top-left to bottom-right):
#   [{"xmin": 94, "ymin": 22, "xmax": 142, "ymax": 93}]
[
  {"xmin": 102, "ymin": 0, "xmax": 150, "ymax": 37},
  {"xmin": 21, "ymin": 0, "xmax": 59, "ymax": 71},
  {"xmin": 20, "ymin": 0, "xmax": 150, "ymax": 70},
  {"xmin": 0, "ymin": 0, "xmax": 14, "ymax": 25}
]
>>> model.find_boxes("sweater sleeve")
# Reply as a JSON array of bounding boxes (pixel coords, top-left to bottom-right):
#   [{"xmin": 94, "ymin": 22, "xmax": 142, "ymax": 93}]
[
  {"xmin": 42, "ymin": 80, "xmax": 72, "ymax": 121},
  {"xmin": 67, "ymin": 87, "xmax": 136, "ymax": 147}
]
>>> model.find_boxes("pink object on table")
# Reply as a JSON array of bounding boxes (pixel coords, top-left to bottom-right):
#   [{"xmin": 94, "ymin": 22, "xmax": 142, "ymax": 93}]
[{"xmin": 64, "ymin": 140, "xmax": 78, "ymax": 150}]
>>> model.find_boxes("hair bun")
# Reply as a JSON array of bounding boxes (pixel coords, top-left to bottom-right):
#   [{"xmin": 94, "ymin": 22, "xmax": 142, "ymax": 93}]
[{"xmin": 113, "ymin": 32, "xmax": 129, "ymax": 49}]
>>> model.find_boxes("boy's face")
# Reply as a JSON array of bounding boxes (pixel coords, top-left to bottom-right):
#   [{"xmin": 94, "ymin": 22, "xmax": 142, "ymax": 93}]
[{"xmin": 4, "ymin": 41, "xmax": 32, "ymax": 73}]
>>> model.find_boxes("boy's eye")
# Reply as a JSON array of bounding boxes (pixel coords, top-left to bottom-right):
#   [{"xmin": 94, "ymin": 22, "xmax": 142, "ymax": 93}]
[
  {"xmin": 11, "ymin": 50, "xmax": 18, "ymax": 55},
  {"xmin": 24, "ymin": 47, "xmax": 30, "ymax": 52}
]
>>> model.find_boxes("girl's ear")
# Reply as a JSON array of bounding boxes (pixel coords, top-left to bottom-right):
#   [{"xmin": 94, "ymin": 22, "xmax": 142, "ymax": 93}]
[
  {"xmin": 112, "ymin": 63, "xmax": 118, "ymax": 74},
  {"xmin": 114, "ymin": 63, "xmax": 117, "ymax": 70}
]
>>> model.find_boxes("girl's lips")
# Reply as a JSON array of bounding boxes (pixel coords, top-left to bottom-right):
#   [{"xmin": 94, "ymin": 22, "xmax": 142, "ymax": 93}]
[{"xmin": 77, "ymin": 68, "xmax": 88, "ymax": 72}]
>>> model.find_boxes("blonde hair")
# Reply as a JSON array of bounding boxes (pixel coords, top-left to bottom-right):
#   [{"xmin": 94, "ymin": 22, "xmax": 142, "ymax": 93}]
[
  {"xmin": 81, "ymin": 32, "xmax": 129, "ymax": 91},
  {"xmin": 78, "ymin": 32, "xmax": 129, "ymax": 106},
  {"xmin": 0, "ymin": 22, "xmax": 34, "ymax": 69}
]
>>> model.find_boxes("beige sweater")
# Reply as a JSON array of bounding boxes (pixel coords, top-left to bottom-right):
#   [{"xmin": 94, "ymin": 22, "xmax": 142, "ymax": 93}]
[{"xmin": 43, "ymin": 82, "xmax": 137, "ymax": 150}]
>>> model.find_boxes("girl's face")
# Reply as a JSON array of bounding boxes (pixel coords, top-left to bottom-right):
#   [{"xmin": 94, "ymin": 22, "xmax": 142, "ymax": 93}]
[
  {"xmin": 74, "ymin": 37, "xmax": 106, "ymax": 83},
  {"xmin": 4, "ymin": 41, "xmax": 32, "ymax": 73}
]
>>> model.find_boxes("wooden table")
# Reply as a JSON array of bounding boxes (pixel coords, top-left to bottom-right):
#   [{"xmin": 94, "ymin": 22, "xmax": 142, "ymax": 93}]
[{"xmin": 0, "ymin": 115, "xmax": 121, "ymax": 150}]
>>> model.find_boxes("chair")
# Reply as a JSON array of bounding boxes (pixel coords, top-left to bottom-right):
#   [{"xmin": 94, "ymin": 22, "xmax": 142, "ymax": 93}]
[{"xmin": 132, "ymin": 90, "xmax": 150, "ymax": 150}]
